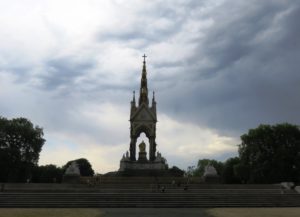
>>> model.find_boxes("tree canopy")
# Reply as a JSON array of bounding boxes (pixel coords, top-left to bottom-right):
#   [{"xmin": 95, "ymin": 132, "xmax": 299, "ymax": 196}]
[
  {"xmin": 169, "ymin": 166, "xmax": 185, "ymax": 177},
  {"xmin": 0, "ymin": 117, "xmax": 45, "ymax": 182},
  {"xmin": 63, "ymin": 158, "xmax": 95, "ymax": 177},
  {"xmin": 238, "ymin": 123, "xmax": 300, "ymax": 183},
  {"xmin": 190, "ymin": 123, "xmax": 300, "ymax": 184},
  {"xmin": 31, "ymin": 164, "xmax": 63, "ymax": 183},
  {"xmin": 192, "ymin": 158, "xmax": 224, "ymax": 177},
  {"xmin": 222, "ymin": 157, "xmax": 242, "ymax": 184}
]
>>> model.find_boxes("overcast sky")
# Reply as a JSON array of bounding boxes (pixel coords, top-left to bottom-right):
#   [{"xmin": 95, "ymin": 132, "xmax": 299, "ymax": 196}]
[{"xmin": 0, "ymin": 0, "xmax": 299, "ymax": 173}]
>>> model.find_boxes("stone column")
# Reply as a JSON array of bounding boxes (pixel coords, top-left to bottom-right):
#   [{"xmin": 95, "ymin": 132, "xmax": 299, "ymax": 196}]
[
  {"xmin": 153, "ymin": 141, "xmax": 157, "ymax": 160},
  {"xmin": 129, "ymin": 138, "xmax": 137, "ymax": 161},
  {"xmin": 149, "ymin": 137, "xmax": 156, "ymax": 161}
]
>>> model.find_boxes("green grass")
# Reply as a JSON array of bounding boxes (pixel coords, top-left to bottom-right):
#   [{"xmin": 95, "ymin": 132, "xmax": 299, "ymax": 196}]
[
  {"xmin": 0, "ymin": 208, "xmax": 104, "ymax": 217},
  {"xmin": 207, "ymin": 208, "xmax": 300, "ymax": 217}
]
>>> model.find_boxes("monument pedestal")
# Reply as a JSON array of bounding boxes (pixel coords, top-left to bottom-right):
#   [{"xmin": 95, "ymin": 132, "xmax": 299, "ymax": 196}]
[
  {"xmin": 62, "ymin": 174, "xmax": 81, "ymax": 183},
  {"xmin": 62, "ymin": 162, "xmax": 81, "ymax": 183},
  {"xmin": 119, "ymin": 148, "xmax": 168, "ymax": 176},
  {"xmin": 138, "ymin": 151, "xmax": 148, "ymax": 163},
  {"xmin": 120, "ymin": 160, "xmax": 167, "ymax": 171},
  {"xmin": 202, "ymin": 164, "xmax": 220, "ymax": 183}
]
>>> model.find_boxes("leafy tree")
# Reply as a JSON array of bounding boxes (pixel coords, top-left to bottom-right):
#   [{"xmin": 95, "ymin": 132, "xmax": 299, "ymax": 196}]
[
  {"xmin": 193, "ymin": 159, "xmax": 224, "ymax": 177},
  {"xmin": 63, "ymin": 158, "xmax": 94, "ymax": 176},
  {"xmin": 238, "ymin": 123, "xmax": 300, "ymax": 183},
  {"xmin": 222, "ymin": 157, "xmax": 242, "ymax": 184},
  {"xmin": 31, "ymin": 164, "xmax": 63, "ymax": 183},
  {"xmin": 169, "ymin": 166, "xmax": 184, "ymax": 177},
  {"xmin": 186, "ymin": 166, "xmax": 196, "ymax": 177},
  {"xmin": 234, "ymin": 163, "xmax": 249, "ymax": 184},
  {"xmin": 0, "ymin": 117, "xmax": 45, "ymax": 182}
]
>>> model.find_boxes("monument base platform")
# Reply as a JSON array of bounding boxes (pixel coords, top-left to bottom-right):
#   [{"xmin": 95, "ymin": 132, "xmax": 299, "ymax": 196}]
[
  {"xmin": 62, "ymin": 174, "xmax": 81, "ymax": 184},
  {"xmin": 118, "ymin": 160, "xmax": 169, "ymax": 176},
  {"xmin": 117, "ymin": 169, "xmax": 171, "ymax": 177},
  {"xmin": 203, "ymin": 175, "xmax": 221, "ymax": 183},
  {"xmin": 120, "ymin": 160, "xmax": 167, "ymax": 171}
]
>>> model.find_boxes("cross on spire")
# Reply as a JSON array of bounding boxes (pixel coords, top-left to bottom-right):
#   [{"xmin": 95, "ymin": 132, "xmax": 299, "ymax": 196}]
[{"xmin": 142, "ymin": 54, "xmax": 147, "ymax": 63}]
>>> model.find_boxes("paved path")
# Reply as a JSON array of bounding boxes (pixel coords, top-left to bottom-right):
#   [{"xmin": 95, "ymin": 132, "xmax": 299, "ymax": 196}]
[{"xmin": 100, "ymin": 208, "xmax": 210, "ymax": 217}]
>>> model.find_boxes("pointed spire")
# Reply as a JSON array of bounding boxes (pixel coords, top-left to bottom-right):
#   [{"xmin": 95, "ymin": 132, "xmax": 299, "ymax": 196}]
[
  {"xmin": 139, "ymin": 54, "xmax": 149, "ymax": 106},
  {"xmin": 142, "ymin": 54, "xmax": 147, "ymax": 73},
  {"xmin": 133, "ymin": 91, "xmax": 136, "ymax": 103},
  {"xmin": 130, "ymin": 90, "xmax": 136, "ymax": 116},
  {"xmin": 152, "ymin": 91, "xmax": 157, "ymax": 114},
  {"xmin": 141, "ymin": 54, "xmax": 147, "ymax": 81},
  {"xmin": 131, "ymin": 90, "xmax": 136, "ymax": 108},
  {"xmin": 152, "ymin": 91, "xmax": 156, "ymax": 105}
]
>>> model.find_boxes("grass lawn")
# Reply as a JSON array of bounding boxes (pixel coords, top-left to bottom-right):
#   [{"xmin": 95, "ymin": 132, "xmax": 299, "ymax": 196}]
[
  {"xmin": 0, "ymin": 208, "xmax": 104, "ymax": 217},
  {"xmin": 207, "ymin": 208, "xmax": 300, "ymax": 217},
  {"xmin": 0, "ymin": 208, "xmax": 300, "ymax": 217}
]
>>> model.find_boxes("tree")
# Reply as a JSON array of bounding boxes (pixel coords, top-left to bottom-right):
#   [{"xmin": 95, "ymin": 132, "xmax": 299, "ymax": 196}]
[
  {"xmin": 0, "ymin": 117, "xmax": 45, "ymax": 182},
  {"xmin": 193, "ymin": 159, "xmax": 224, "ymax": 177},
  {"xmin": 222, "ymin": 157, "xmax": 242, "ymax": 184},
  {"xmin": 63, "ymin": 158, "xmax": 94, "ymax": 176},
  {"xmin": 169, "ymin": 166, "xmax": 184, "ymax": 177},
  {"xmin": 238, "ymin": 123, "xmax": 300, "ymax": 183},
  {"xmin": 31, "ymin": 164, "xmax": 63, "ymax": 183}
]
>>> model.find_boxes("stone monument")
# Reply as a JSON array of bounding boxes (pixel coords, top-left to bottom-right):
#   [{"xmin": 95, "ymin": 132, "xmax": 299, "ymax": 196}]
[
  {"xmin": 63, "ymin": 161, "xmax": 81, "ymax": 183},
  {"xmin": 119, "ymin": 55, "xmax": 168, "ymax": 175},
  {"xmin": 202, "ymin": 164, "xmax": 220, "ymax": 183}
]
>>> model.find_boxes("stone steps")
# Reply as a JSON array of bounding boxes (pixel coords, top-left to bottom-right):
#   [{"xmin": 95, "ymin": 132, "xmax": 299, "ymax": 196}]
[
  {"xmin": 1, "ymin": 191, "xmax": 300, "ymax": 208},
  {"xmin": 1, "ymin": 183, "xmax": 284, "ymax": 192},
  {"xmin": 1, "ymin": 183, "xmax": 299, "ymax": 208},
  {"xmin": 3, "ymin": 189, "xmax": 289, "ymax": 193}
]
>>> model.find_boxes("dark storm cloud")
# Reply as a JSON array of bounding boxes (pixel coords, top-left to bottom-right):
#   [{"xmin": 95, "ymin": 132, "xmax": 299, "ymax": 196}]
[
  {"xmin": 35, "ymin": 55, "xmax": 134, "ymax": 101},
  {"xmin": 198, "ymin": 1, "xmax": 294, "ymax": 75},
  {"xmin": 97, "ymin": 20, "xmax": 182, "ymax": 47},
  {"xmin": 39, "ymin": 56, "xmax": 94, "ymax": 91},
  {"xmin": 153, "ymin": 0, "xmax": 300, "ymax": 136}
]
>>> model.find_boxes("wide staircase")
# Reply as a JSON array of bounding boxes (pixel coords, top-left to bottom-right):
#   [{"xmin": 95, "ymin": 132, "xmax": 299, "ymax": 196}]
[{"xmin": 1, "ymin": 177, "xmax": 300, "ymax": 208}]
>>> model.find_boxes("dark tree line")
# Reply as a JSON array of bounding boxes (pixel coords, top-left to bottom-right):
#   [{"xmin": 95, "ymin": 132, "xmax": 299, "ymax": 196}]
[
  {"xmin": 192, "ymin": 123, "xmax": 300, "ymax": 184},
  {"xmin": 31, "ymin": 158, "xmax": 94, "ymax": 183},
  {"xmin": 238, "ymin": 123, "xmax": 300, "ymax": 183},
  {"xmin": 0, "ymin": 117, "xmax": 45, "ymax": 182},
  {"xmin": 1, "ymin": 116, "xmax": 299, "ymax": 184},
  {"xmin": 0, "ymin": 117, "xmax": 94, "ymax": 183}
]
